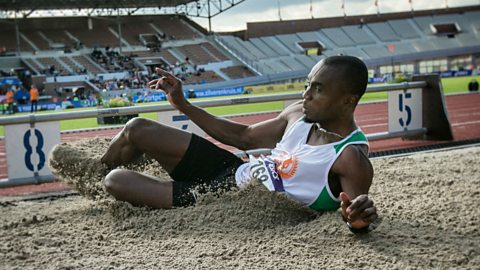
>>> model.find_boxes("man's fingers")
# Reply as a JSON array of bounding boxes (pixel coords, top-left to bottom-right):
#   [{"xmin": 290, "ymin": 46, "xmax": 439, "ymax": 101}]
[
  {"xmin": 339, "ymin": 192, "xmax": 351, "ymax": 216},
  {"xmin": 347, "ymin": 197, "xmax": 373, "ymax": 220},
  {"xmin": 148, "ymin": 79, "xmax": 158, "ymax": 88},
  {"xmin": 339, "ymin": 192, "xmax": 350, "ymax": 203},
  {"xmin": 147, "ymin": 77, "xmax": 174, "ymax": 93},
  {"xmin": 347, "ymin": 194, "xmax": 368, "ymax": 212},
  {"xmin": 361, "ymin": 211, "xmax": 378, "ymax": 224},
  {"xmin": 155, "ymin": 68, "xmax": 178, "ymax": 83},
  {"xmin": 360, "ymin": 206, "xmax": 377, "ymax": 219}
]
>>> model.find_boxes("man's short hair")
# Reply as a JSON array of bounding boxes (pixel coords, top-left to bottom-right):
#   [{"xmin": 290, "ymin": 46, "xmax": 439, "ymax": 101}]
[{"xmin": 324, "ymin": 55, "xmax": 368, "ymax": 98}]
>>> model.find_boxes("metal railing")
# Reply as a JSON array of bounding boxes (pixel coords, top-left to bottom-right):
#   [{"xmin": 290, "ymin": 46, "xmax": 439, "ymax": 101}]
[
  {"xmin": 0, "ymin": 77, "xmax": 452, "ymax": 188},
  {"xmin": 0, "ymin": 81, "xmax": 427, "ymax": 126}
]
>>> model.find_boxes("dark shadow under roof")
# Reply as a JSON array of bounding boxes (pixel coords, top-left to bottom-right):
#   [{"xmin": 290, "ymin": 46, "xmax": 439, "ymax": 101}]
[{"xmin": 0, "ymin": 0, "xmax": 193, "ymax": 11}]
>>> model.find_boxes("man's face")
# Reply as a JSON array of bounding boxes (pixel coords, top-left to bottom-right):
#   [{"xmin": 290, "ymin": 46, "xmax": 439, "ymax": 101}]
[{"xmin": 302, "ymin": 61, "xmax": 349, "ymax": 124}]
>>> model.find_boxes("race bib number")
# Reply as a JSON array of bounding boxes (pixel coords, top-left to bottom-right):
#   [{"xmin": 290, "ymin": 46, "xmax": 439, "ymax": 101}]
[{"xmin": 248, "ymin": 155, "xmax": 284, "ymax": 192}]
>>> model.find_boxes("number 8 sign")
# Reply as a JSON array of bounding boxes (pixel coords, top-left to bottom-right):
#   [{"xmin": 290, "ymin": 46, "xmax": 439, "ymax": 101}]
[
  {"xmin": 4, "ymin": 121, "xmax": 60, "ymax": 181},
  {"xmin": 388, "ymin": 89, "xmax": 422, "ymax": 133}
]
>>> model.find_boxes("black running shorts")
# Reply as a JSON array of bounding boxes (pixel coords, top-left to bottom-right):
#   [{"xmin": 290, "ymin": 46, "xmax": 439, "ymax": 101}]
[{"xmin": 169, "ymin": 134, "xmax": 244, "ymax": 207}]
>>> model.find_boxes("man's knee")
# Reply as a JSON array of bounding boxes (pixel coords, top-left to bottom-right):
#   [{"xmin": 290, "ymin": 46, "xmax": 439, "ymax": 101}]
[
  {"xmin": 124, "ymin": 117, "xmax": 152, "ymax": 142},
  {"xmin": 103, "ymin": 169, "xmax": 129, "ymax": 196}
]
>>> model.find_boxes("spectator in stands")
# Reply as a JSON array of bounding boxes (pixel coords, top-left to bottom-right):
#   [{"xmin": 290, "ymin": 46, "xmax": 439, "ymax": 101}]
[
  {"xmin": 24, "ymin": 69, "xmax": 31, "ymax": 79},
  {"xmin": 5, "ymin": 88, "xmax": 14, "ymax": 114},
  {"xmin": 469, "ymin": 79, "xmax": 479, "ymax": 92},
  {"xmin": 30, "ymin": 84, "xmax": 39, "ymax": 113},
  {"xmin": 54, "ymin": 86, "xmax": 63, "ymax": 97},
  {"xmin": 49, "ymin": 65, "xmax": 56, "ymax": 75}
]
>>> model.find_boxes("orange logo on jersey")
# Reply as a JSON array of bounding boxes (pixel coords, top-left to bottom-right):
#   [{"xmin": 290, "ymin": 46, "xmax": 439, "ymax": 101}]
[{"xmin": 274, "ymin": 152, "xmax": 298, "ymax": 180}]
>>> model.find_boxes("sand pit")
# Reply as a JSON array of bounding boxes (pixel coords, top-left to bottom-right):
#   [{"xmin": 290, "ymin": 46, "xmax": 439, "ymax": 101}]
[{"xmin": 1, "ymin": 139, "xmax": 479, "ymax": 269}]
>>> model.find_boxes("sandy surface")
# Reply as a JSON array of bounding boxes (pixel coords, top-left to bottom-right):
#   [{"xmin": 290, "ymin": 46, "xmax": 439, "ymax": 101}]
[{"xmin": 1, "ymin": 139, "xmax": 479, "ymax": 269}]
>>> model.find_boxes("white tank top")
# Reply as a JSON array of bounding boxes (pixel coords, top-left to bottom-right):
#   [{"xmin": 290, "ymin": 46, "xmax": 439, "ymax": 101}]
[{"xmin": 235, "ymin": 117, "xmax": 369, "ymax": 211}]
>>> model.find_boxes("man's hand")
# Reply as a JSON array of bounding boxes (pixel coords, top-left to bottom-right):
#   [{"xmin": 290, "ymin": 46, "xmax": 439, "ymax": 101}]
[
  {"xmin": 148, "ymin": 68, "xmax": 188, "ymax": 110},
  {"xmin": 340, "ymin": 192, "xmax": 377, "ymax": 229}
]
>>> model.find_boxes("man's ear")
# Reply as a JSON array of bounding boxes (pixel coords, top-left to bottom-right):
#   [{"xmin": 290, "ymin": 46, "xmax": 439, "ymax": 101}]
[{"xmin": 344, "ymin": 95, "xmax": 359, "ymax": 107}]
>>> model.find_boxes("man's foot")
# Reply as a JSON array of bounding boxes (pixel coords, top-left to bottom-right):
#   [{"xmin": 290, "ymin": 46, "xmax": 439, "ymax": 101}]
[{"xmin": 48, "ymin": 138, "xmax": 112, "ymax": 199}]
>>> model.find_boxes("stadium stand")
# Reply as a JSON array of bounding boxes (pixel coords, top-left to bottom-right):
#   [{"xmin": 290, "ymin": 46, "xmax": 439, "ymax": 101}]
[
  {"xmin": 249, "ymin": 38, "xmax": 280, "ymax": 58},
  {"xmin": 159, "ymin": 49, "xmax": 181, "ymax": 65},
  {"xmin": 456, "ymin": 33, "xmax": 480, "ymax": 47},
  {"xmin": 202, "ymin": 43, "xmax": 229, "ymax": 61},
  {"xmin": 413, "ymin": 16, "xmax": 435, "ymax": 35},
  {"xmin": 150, "ymin": 16, "xmax": 201, "ymax": 40},
  {"xmin": 176, "ymin": 42, "xmax": 229, "ymax": 65},
  {"xmin": 276, "ymin": 34, "xmax": 303, "ymax": 54},
  {"xmin": 464, "ymin": 12, "xmax": 480, "ymax": 31},
  {"xmin": 362, "ymin": 45, "xmax": 391, "ymax": 59},
  {"xmin": 1, "ymin": 5, "xmax": 479, "ymax": 97},
  {"xmin": 59, "ymin": 56, "xmax": 85, "ymax": 74},
  {"xmin": 41, "ymin": 30, "xmax": 74, "ymax": 49},
  {"xmin": 212, "ymin": 8, "xmax": 480, "ymax": 77},
  {"xmin": 295, "ymin": 31, "xmax": 331, "ymax": 53},
  {"xmin": 22, "ymin": 30, "xmax": 50, "ymax": 51},
  {"xmin": 36, "ymin": 57, "xmax": 71, "ymax": 75},
  {"xmin": 388, "ymin": 19, "xmax": 421, "ymax": 39},
  {"xmin": 367, "ymin": 22, "xmax": 400, "ymax": 42},
  {"xmin": 311, "ymin": 31, "xmax": 337, "ymax": 49},
  {"xmin": 182, "ymin": 70, "xmax": 224, "ymax": 84},
  {"xmin": 218, "ymin": 35, "xmax": 255, "ymax": 61},
  {"xmin": 258, "ymin": 36, "xmax": 290, "ymax": 56},
  {"xmin": 294, "ymin": 55, "xmax": 318, "ymax": 69},
  {"xmin": 387, "ymin": 43, "xmax": 417, "ymax": 55},
  {"xmin": 115, "ymin": 22, "xmax": 156, "ymax": 47},
  {"xmin": 341, "ymin": 25, "xmax": 376, "ymax": 45},
  {"xmin": 321, "ymin": 28, "xmax": 355, "ymax": 47},
  {"xmin": 72, "ymin": 55, "xmax": 107, "ymax": 74},
  {"xmin": 220, "ymin": 65, "xmax": 255, "ymax": 79},
  {"xmin": 21, "ymin": 58, "xmax": 43, "ymax": 74},
  {"xmin": 410, "ymin": 39, "xmax": 437, "ymax": 52},
  {"xmin": 0, "ymin": 30, "xmax": 33, "ymax": 52}
]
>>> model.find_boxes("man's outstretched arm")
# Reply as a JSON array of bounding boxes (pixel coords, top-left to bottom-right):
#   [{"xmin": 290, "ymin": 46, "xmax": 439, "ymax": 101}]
[
  {"xmin": 332, "ymin": 145, "xmax": 378, "ymax": 232},
  {"xmin": 148, "ymin": 68, "xmax": 298, "ymax": 150}
]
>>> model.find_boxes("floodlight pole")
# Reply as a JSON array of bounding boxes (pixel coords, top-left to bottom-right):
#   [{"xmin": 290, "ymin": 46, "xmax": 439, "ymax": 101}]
[
  {"xmin": 207, "ymin": 0, "xmax": 212, "ymax": 33},
  {"xmin": 117, "ymin": 9, "xmax": 123, "ymax": 54},
  {"xmin": 14, "ymin": 11, "xmax": 21, "ymax": 56}
]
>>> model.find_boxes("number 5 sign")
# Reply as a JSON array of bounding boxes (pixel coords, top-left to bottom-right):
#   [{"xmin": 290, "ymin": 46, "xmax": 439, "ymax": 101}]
[{"xmin": 388, "ymin": 89, "xmax": 422, "ymax": 133}]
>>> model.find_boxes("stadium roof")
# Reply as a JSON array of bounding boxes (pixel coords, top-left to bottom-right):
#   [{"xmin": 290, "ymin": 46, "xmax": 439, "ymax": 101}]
[
  {"xmin": 0, "ymin": 0, "xmax": 193, "ymax": 11},
  {"xmin": 0, "ymin": 0, "xmax": 247, "ymax": 30}
]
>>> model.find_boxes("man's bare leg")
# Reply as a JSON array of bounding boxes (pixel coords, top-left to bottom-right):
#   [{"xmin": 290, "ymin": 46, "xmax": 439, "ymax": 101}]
[
  {"xmin": 101, "ymin": 117, "xmax": 192, "ymax": 173},
  {"xmin": 100, "ymin": 117, "xmax": 192, "ymax": 208},
  {"xmin": 103, "ymin": 169, "xmax": 173, "ymax": 209}
]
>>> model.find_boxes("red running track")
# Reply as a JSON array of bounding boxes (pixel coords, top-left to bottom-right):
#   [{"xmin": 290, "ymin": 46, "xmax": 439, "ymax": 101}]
[{"xmin": 1, "ymin": 93, "xmax": 479, "ymax": 196}]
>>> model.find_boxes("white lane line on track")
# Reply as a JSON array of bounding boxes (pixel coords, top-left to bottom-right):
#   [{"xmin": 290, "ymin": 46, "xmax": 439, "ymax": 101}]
[
  {"xmin": 356, "ymin": 116, "xmax": 388, "ymax": 122},
  {"xmin": 449, "ymin": 112, "xmax": 480, "ymax": 118},
  {"xmin": 452, "ymin": 120, "xmax": 480, "ymax": 127},
  {"xmin": 361, "ymin": 123, "xmax": 387, "ymax": 128}
]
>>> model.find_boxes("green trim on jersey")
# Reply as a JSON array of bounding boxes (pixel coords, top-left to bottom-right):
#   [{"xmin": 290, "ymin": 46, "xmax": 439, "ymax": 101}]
[
  {"xmin": 333, "ymin": 131, "xmax": 368, "ymax": 154},
  {"xmin": 309, "ymin": 130, "xmax": 368, "ymax": 212},
  {"xmin": 309, "ymin": 186, "xmax": 340, "ymax": 211}
]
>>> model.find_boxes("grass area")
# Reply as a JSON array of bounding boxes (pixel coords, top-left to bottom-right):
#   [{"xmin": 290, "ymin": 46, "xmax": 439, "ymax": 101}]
[
  {"xmin": 441, "ymin": 75, "xmax": 480, "ymax": 93},
  {"xmin": 0, "ymin": 75, "xmax": 478, "ymax": 137}
]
